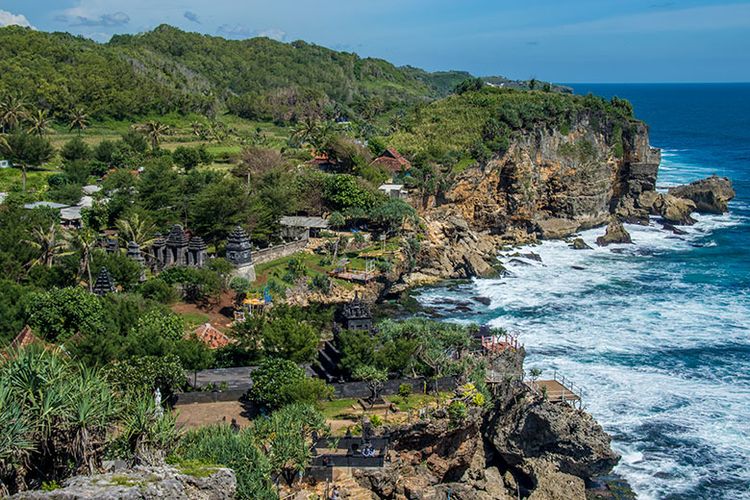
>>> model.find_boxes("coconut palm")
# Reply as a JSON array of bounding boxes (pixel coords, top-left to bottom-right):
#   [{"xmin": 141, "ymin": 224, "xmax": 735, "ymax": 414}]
[
  {"xmin": 68, "ymin": 108, "xmax": 89, "ymax": 135},
  {"xmin": 115, "ymin": 212, "xmax": 158, "ymax": 250},
  {"xmin": 290, "ymin": 116, "xmax": 320, "ymax": 149},
  {"xmin": 0, "ymin": 94, "xmax": 28, "ymax": 133},
  {"xmin": 64, "ymin": 228, "xmax": 98, "ymax": 291},
  {"xmin": 24, "ymin": 223, "xmax": 72, "ymax": 268},
  {"xmin": 26, "ymin": 109, "xmax": 51, "ymax": 137},
  {"xmin": 135, "ymin": 121, "xmax": 170, "ymax": 150}
]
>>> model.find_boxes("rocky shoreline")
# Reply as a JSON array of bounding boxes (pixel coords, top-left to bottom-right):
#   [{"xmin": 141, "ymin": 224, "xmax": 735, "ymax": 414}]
[{"xmin": 350, "ymin": 348, "xmax": 627, "ymax": 500}]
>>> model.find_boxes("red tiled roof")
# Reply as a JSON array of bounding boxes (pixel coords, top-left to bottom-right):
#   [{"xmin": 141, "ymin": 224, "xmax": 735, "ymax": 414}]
[
  {"xmin": 192, "ymin": 323, "xmax": 231, "ymax": 350},
  {"xmin": 372, "ymin": 148, "xmax": 411, "ymax": 172},
  {"xmin": 10, "ymin": 325, "xmax": 42, "ymax": 349}
]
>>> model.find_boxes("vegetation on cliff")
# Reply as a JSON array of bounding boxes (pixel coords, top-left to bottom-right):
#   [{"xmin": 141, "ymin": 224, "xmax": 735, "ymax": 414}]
[{"xmin": 388, "ymin": 86, "xmax": 636, "ymax": 162}]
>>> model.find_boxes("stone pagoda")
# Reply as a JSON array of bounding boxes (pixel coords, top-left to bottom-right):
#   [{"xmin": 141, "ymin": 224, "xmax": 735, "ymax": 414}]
[
  {"xmin": 340, "ymin": 292, "xmax": 373, "ymax": 331},
  {"xmin": 164, "ymin": 224, "xmax": 189, "ymax": 266},
  {"xmin": 226, "ymin": 226, "xmax": 253, "ymax": 266},
  {"xmin": 187, "ymin": 236, "xmax": 208, "ymax": 267},
  {"xmin": 93, "ymin": 267, "xmax": 116, "ymax": 296},
  {"xmin": 226, "ymin": 226, "xmax": 255, "ymax": 281},
  {"xmin": 126, "ymin": 241, "xmax": 146, "ymax": 281}
]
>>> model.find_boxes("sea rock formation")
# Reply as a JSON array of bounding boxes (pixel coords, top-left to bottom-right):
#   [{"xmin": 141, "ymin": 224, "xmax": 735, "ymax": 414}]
[
  {"xmin": 596, "ymin": 219, "xmax": 632, "ymax": 246},
  {"xmin": 348, "ymin": 347, "xmax": 618, "ymax": 500},
  {"xmin": 668, "ymin": 175, "xmax": 736, "ymax": 214},
  {"xmin": 10, "ymin": 466, "xmax": 236, "ymax": 500},
  {"xmin": 569, "ymin": 238, "xmax": 592, "ymax": 250}
]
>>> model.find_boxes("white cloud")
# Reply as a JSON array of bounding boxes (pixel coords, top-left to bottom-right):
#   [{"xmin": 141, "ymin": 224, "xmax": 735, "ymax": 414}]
[
  {"xmin": 0, "ymin": 10, "xmax": 34, "ymax": 29},
  {"xmin": 255, "ymin": 28, "xmax": 286, "ymax": 42}
]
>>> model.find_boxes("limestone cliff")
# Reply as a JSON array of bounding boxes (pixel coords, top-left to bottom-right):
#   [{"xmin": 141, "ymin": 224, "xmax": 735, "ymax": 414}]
[
  {"xmin": 352, "ymin": 349, "xmax": 620, "ymax": 500},
  {"xmin": 436, "ymin": 117, "xmax": 660, "ymax": 240},
  {"xmin": 407, "ymin": 117, "xmax": 660, "ymax": 281}
]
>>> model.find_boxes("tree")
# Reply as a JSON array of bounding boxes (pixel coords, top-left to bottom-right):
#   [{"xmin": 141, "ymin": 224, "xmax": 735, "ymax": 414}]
[
  {"xmin": 24, "ymin": 287, "xmax": 105, "ymax": 342},
  {"xmin": 172, "ymin": 146, "xmax": 202, "ymax": 171},
  {"xmin": 24, "ymin": 223, "xmax": 72, "ymax": 268},
  {"xmin": 248, "ymin": 358, "xmax": 308, "ymax": 410},
  {"xmin": 252, "ymin": 404, "xmax": 328, "ymax": 487},
  {"xmin": 370, "ymin": 198, "xmax": 417, "ymax": 235},
  {"xmin": 135, "ymin": 121, "xmax": 170, "ymax": 151},
  {"xmin": 69, "ymin": 108, "xmax": 89, "ymax": 135},
  {"xmin": 261, "ymin": 316, "xmax": 319, "ymax": 363},
  {"xmin": 64, "ymin": 228, "xmax": 98, "ymax": 291},
  {"xmin": 61, "ymin": 137, "xmax": 92, "ymax": 162},
  {"xmin": 105, "ymin": 354, "xmax": 186, "ymax": 397},
  {"xmin": 353, "ymin": 365, "xmax": 388, "ymax": 404},
  {"xmin": 236, "ymin": 147, "xmax": 283, "ymax": 188},
  {"xmin": 26, "ymin": 109, "xmax": 51, "ymax": 137},
  {"xmin": 0, "ymin": 346, "xmax": 121, "ymax": 492},
  {"xmin": 0, "ymin": 131, "xmax": 54, "ymax": 191},
  {"xmin": 0, "ymin": 94, "xmax": 27, "ymax": 132},
  {"xmin": 115, "ymin": 211, "xmax": 158, "ymax": 249},
  {"xmin": 132, "ymin": 309, "xmax": 185, "ymax": 342}
]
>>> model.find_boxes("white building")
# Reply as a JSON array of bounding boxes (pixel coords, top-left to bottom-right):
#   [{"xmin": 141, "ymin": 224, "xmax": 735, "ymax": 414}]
[{"xmin": 378, "ymin": 183, "xmax": 408, "ymax": 199}]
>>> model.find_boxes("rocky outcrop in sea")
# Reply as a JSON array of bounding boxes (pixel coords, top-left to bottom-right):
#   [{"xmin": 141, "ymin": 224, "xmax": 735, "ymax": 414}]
[{"xmin": 351, "ymin": 349, "xmax": 621, "ymax": 500}]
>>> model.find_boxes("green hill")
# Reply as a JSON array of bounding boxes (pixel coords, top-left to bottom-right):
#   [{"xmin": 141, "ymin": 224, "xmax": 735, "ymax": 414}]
[{"xmin": 0, "ymin": 24, "xmax": 555, "ymax": 124}]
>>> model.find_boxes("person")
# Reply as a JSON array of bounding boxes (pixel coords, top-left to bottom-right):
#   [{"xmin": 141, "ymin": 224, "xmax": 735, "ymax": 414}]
[
  {"xmin": 230, "ymin": 418, "xmax": 240, "ymax": 433},
  {"xmin": 330, "ymin": 485, "xmax": 340, "ymax": 500}
]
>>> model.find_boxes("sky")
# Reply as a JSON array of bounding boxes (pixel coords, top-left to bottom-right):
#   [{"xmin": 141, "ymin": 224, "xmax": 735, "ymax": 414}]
[{"xmin": 1, "ymin": 0, "xmax": 749, "ymax": 83}]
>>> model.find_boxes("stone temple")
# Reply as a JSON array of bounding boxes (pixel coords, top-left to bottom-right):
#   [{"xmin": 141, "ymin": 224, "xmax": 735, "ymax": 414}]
[
  {"xmin": 226, "ymin": 226, "xmax": 256, "ymax": 281},
  {"xmin": 150, "ymin": 224, "xmax": 208, "ymax": 271}
]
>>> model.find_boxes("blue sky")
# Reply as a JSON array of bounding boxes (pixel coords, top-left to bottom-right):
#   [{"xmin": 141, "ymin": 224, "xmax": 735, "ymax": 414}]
[{"xmin": 1, "ymin": 0, "xmax": 749, "ymax": 82}]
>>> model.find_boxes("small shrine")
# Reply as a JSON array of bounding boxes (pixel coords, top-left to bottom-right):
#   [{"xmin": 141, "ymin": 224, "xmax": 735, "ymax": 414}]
[
  {"xmin": 93, "ymin": 267, "xmax": 116, "ymax": 296},
  {"xmin": 226, "ymin": 226, "xmax": 253, "ymax": 267},
  {"xmin": 149, "ymin": 225, "xmax": 208, "ymax": 270},
  {"xmin": 340, "ymin": 292, "xmax": 373, "ymax": 331}
]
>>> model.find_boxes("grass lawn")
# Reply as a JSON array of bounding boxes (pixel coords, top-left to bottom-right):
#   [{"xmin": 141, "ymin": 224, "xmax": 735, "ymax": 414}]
[
  {"xmin": 178, "ymin": 311, "xmax": 212, "ymax": 330},
  {"xmin": 318, "ymin": 391, "xmax": 453, "ymax": 421}
]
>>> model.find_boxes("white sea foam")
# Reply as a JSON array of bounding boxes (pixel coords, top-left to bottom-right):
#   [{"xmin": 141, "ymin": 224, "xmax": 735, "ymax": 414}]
[{"xmin": 418, "ymin": 210, "xmax": 750, "ymax": 499}]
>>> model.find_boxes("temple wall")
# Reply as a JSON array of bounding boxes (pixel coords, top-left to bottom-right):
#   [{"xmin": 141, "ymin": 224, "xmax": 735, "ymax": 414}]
[{"xmin": 252, "ymin": 239, "xmax": 308, "ymax": 265}]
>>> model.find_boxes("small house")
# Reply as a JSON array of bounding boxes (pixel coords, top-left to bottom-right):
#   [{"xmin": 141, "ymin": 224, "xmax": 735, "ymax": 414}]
[
  {"xmin": 279, "ymin": 216, "xmax": 329, "ymax": 240},
  {"xmin": 378, "ymin": 183, "xmax": 408, "ymax": 199},
  {"xmin": 371, "ymin": 148, "xmax": 411, "ymax": 173}
]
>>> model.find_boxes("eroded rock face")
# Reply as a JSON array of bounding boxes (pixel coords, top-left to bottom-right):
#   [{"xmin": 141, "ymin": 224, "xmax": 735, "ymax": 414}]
[
  {"xmin": 595, "ymin": 219, "xmax": 632, "ymax": 246},
  {"xmin": 437, "ymin": 119, "xmax": 659, "ymax": 241},
  {"xmin": 485, "ymin": 392, "xmax": 620, "ymax": 480},
  {"xmin": 668, "ymin": 175, "xmax": 735, "ymax": 214},
  {"xmin": 10, "ymin": 466, "xmax": 236, "ymax": 500}
]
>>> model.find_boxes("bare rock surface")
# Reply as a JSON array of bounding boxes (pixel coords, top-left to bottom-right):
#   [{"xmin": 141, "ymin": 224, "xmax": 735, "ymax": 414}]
[
  {"xmin": 595, "ymin": 220, "xmax": 632, "ymax": 246},
  {"xmin": 668, "ymin": 175, "xmax": 735, "ymax": 214},
  {"xmin": 10, "ymin": 466, "xmax": 236, "ymax": 500}
]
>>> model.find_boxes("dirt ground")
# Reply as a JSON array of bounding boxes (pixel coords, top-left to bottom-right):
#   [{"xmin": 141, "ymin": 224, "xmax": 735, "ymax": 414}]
[
  {"xmin": 174, "ymin": 401, "xmax": 251, "ymax": 429},
  {"xmin": 170, "ymin": 290, "xmax": 235, "ymax": 330}
]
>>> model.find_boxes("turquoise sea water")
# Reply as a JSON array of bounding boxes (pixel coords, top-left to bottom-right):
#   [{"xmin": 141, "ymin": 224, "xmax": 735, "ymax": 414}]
[{"xmin": 417, "ymin": 84, "xmax": 750, "ymax": 499}]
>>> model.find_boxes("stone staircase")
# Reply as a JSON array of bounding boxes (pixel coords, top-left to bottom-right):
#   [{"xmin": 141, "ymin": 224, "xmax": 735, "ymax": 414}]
[
  {"xmin": 331, "ymin": 468, "xmax": 374, "ymax": 500},
  {"xmin": 313, "ymin": 339, "xmax": 343, "ymax": 383}
]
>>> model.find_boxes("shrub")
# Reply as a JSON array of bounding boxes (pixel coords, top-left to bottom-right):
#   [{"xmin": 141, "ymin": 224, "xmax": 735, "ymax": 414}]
[
  {"xmin": 139, "ymin": 278, "xmax": 178, "ymax": 304},
  {"xmin": 173, "ymin": 425, "xmax": 275, "ymax": 500},
  {"xmin": 398, "ymin": 383, "xmax": 413, "ymax": 399},
  {"xmin": 447, "ymin": 400, "xmax": 468, "ymax": 427}
]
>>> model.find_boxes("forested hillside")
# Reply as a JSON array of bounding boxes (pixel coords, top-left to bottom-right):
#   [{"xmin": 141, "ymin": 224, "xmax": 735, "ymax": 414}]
[{"xmin": 0, "ymin": 25, "xmax": 473, "ymax": 122}]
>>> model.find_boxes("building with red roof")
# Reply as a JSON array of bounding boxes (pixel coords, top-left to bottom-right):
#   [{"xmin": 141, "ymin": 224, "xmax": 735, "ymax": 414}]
[
  {"xmin": 371, "ymin": 148, "xmax": 412, "ymax": 173},
  {"xmin": 192, "ymin": 323, "xmax": 231, "ymax": 350}
]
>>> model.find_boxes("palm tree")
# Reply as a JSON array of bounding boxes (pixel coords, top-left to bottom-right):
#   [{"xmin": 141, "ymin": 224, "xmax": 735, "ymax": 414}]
[
  {"xmin": 26, "ymin": 109, "xmax": 51, "ymax": 137},
  {"xmin": 135, "ymin": 121, "xmax": 170, "ymax": 151},
  {"xmin": 116, "ymin": 212, "xmax": 158, "ymax": 250},
  {"xmin": 69, "ymin": 108, "xmax": 89, "ymax": 135},
  {"xmin": 24, "ymin": 223, "xmax": 72, "ymax": 268},
  {"xmin": 0, "ymin": 94, "xmax": 28, "ymax": 133},
  {"xmin": 291, "ymin": 116, "xmax": 320, "ymax": 149},
  {"xmin": 64, "ymin": 228, "xmax": 98, "ymax": 291}
]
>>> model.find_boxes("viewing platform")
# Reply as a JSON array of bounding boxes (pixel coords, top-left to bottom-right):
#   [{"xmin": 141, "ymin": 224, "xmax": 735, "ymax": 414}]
[{"xmin": 526, "ymin": 371, "xmax": 583, "ymax": 409}]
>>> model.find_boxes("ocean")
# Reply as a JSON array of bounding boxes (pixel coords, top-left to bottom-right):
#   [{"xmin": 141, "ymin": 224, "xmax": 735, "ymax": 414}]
[{"xmin": 416, "ymin": 84, "xmax": 750, "ymax": 499}]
